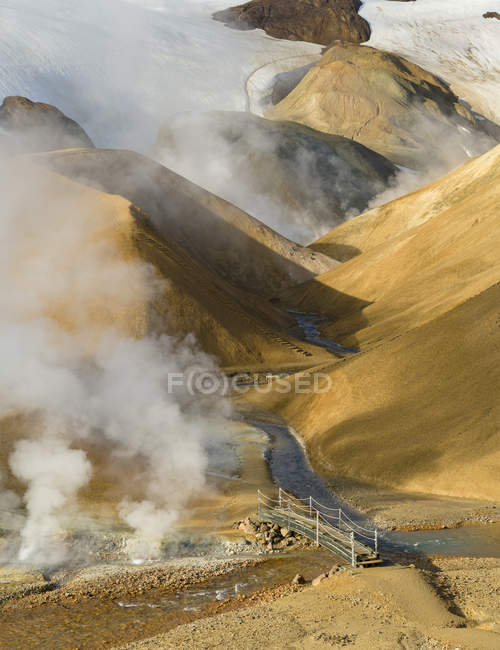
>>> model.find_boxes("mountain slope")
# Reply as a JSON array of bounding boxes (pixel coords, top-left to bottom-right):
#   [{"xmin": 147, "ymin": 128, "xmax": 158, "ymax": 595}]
[
  {"xmin": 29, "ymin": 148, "xmax": 337, "ymax": 297},
  {"xmin": 244, "ymin": 285, "xmax": 500, "ymax": 500},
  {"xmin": 153, "ymin": 111, "xmax": 396, "ymax": 243},
  {"xmin": 242, "ymin": 145, "xmax": 500, "ymax": 500},
  {"xmin": 0, "ymin": 96, "xmax": 94, "ymax": 153},
  {"xmin": 13, "ymin": 157, "xmax": 331, "ymax": 371},
  {"xmin": 310, "ymin": 143, "xmax": 500, "ymax": 261},
  {"xmin": 282, "ymin": 144, "xmax": 500, "ymax": 349}
]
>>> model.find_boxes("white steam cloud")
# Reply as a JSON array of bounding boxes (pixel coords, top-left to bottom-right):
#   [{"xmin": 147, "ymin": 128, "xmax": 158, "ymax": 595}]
[{"xmin": 0, "ymin": 158, "xmax": 229, "ymax": 564}]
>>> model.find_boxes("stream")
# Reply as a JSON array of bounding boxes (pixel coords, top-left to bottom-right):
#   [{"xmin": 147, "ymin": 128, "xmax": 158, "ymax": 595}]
[
  {"xmin": 256, "ymin": 419, "xmax": 500, "ymax": 559},
  {"xmin": 286, "ymin": 309, "xmax": 360, "ymax": 357}
]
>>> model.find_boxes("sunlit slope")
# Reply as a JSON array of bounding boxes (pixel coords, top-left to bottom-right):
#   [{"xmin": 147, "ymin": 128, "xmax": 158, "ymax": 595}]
[
  {"xmin": 242, "ymin": 145, "xmax": 500, "ymax": 500},
  {"xmin": 29, "ymin": 148, "xmax": 337, "ymax": 298},
  {"xmin": 267, "ymin": 42, "xmax": 498, "ymax": 169},
  {"xmin": 310, "ymin": 144, "xmax": 500, "ymax": 260},
  {"xmin": 283, "ymin": 145, "xmax": 500, "ymax": 349},
  {"xmin": 244, "ymin": 284, "xmax": 500, "ymax": 500},
  {"xmin": 15, "ymin": 159, "xmax": 330, "ymax": 370}
]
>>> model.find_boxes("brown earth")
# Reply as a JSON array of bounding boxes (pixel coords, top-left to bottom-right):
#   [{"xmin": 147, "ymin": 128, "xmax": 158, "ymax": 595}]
[
  {"xmin": 267, "ymin": 42, "xmax": 500, "ymax": 169},
  {"xmin": 0, "ymin": 96, "xmax": 93, "ymax": 153},
  {"xmin": 213, "ymin": 0, "xmax": 370, "ymax": 46}
]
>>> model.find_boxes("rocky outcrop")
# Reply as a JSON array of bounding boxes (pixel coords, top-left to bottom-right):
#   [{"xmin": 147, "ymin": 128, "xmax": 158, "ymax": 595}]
[
  {"xmin": 213, "ymin": 0, "xmax": 370, "ymax": 46},
  {"xmin": 235, "ymin": 517, "xmax": 315, "ymax": 551},
  {"xmin": 0, "ymin": 96, "xmax": 94, "ymax": 153},
  {"xmin": 267, "ymin": 43, "xmax": 500, "ymax": 169},
  {"xmin": 483, "ymin": 11, "xmax": 500, "ymax": 20},
  {"xmin": 153, "ymin": 111, "xmax": 396, "ymax": 244}
]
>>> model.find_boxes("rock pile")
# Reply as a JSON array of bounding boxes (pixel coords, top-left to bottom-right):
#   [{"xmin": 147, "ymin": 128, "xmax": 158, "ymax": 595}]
[{"xmin": 235, "ymin": 517, "xmax": 316, "ymax": 551}]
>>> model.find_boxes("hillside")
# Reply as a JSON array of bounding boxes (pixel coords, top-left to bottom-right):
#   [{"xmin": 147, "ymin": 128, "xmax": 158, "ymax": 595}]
[
  {"xmin": 243, "ymin": 145, "xmax": 500, "ymax": 500},
  {"xmin": 283, "ymin": 144, "xmax": 500, "ymax": 348},
  {"xmin": 29, "ymin": 148, "xmax": 337, "ymax": 297},
  {"xmin": 153, "ymin": 111, "xmax": 396, "ymax": 243},
  {"xmin": 15, "ymin": 157, "xmax": 331, "ymax": 372},
  {"xmin": 267, "ymin": 42, "xmax": 499, "ymax": 169},
  {"xmin": 0, "ymin": 96, "xmax": 94, "ymax": 154}
]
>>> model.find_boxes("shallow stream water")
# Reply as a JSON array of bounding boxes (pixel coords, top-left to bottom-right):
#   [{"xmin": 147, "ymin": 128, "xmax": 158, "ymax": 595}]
[
  {"xmin": 256, "ymin": 419, "xmax": 500, "ymax": 559},
  {"xmin": 0, "ymin": 551, "xmax": 334, "ymax": 648}
]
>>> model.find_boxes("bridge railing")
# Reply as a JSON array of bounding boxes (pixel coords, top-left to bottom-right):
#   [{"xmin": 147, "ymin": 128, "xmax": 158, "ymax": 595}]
[{"xmin": 257, "ymin": 487, "xmax": 378, "ymax": 565}]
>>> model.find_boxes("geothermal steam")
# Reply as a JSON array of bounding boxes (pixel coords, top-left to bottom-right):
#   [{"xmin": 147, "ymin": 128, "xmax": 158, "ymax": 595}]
[{"xmin": 0, "ymin": 159, "xmax": 228, "ymax": 564}]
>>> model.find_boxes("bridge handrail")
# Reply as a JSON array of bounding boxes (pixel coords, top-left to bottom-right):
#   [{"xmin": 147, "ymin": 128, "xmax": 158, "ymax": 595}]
[
  {"xmin": 262, "ymin": 508, "xmax": 354, "ymax": 562},
  {"xmin": 278, "ymin": 488, "xmax": 375, "ymax": 534},
  {"xmin": 257, "ymin": 488, "xmax": 379, "ymax": 564},
  {"xmin": 275, "ymin": 487, "xmax": 378, "ymax": 541}
]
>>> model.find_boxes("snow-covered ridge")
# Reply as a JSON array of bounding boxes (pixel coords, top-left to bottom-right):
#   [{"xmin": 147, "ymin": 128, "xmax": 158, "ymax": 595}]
[{"xmin": 360, "ymin": 0, "xmax": 500, "ymax": 122}]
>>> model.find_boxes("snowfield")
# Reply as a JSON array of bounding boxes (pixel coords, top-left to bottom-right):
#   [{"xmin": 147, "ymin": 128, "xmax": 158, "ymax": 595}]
[
  {"xmin": 0, "ymin": 0, "xmax": 320, "ymax": 149},
  {"xmin": 360, "ymin": 0, "xmax": 500, "ymax": 122}
]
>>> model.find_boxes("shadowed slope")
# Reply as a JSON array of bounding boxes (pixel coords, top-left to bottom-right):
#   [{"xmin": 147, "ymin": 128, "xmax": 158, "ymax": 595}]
[
  {"xmin": 153, "ymin": 111, "xmax": 396, "ymax": 244},
  {"xmin": 28, "ymin": 148, "xmax": 337, "ymax": 298},
  {"xmin": 14, "ymin": 158, "xmax": 331, "ymax": 371}
]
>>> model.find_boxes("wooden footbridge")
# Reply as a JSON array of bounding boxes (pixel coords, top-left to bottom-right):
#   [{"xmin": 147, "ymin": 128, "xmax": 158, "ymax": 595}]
[{"xmin": 258, "ymin": 488, "xmax": 381, "ymax": 567}]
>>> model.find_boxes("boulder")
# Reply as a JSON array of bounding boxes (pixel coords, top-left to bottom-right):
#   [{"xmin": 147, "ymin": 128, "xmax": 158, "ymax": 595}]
[
  {"xmin": 213, "ymin": 0, "xmax": 370, "ymax": 46},
  {"xmin": 311, "ymin": 572, "xmax": 328, "ymax": 586},
  {"xmin": 238, "ymin": 517, "xmax": 258, "ymax": 535},
  {"xmin": 0, "ymin": 96, "xmax": 94, "ymax": 154},
  {"xmin": 292, "ymin": 573, "xmax": 305, "ymax": 584}
]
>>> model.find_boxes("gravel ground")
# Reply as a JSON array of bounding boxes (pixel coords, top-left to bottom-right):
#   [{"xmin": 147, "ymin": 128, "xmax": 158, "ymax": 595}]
[
  {"xmin": 0, "ymin": 556, "xmax": 261, "ymax": 611},
  {"xmin": 123, "ymin": 557, "xmax": 500, "ymax": 649}
]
